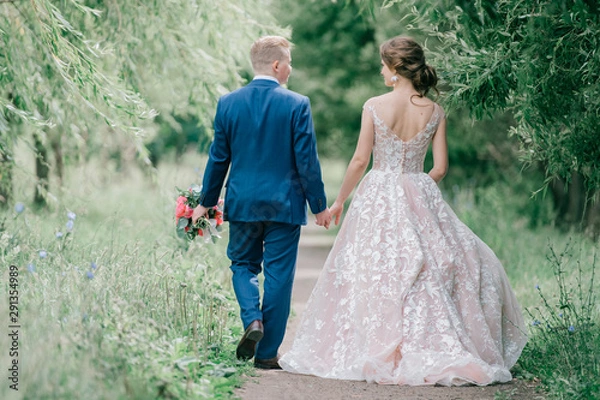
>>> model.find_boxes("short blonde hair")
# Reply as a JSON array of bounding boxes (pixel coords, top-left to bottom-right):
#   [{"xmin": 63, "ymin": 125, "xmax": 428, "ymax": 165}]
[{"xmin": 250, "ymin": 36, "xmax": 291, "ymax": 74}]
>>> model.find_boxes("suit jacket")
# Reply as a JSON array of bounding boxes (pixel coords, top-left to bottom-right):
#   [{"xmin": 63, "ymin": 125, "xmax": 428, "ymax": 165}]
[{"xmin": 199, "ymin": 79, "xmax": 327, "ymax": 225}]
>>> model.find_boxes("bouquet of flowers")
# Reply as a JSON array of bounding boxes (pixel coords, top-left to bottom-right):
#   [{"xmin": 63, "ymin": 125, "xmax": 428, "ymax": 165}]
[{"xmin": 175, "ymin": 184, "xmax": 224, "ymax": 242}]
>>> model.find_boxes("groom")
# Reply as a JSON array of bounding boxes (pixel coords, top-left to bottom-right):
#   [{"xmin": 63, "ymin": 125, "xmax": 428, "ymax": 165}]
[{"xmin": 192, "ymin": 36, "xmax": 331, "ymax": 369}]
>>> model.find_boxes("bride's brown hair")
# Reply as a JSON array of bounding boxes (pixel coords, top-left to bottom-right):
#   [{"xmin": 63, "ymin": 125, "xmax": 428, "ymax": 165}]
[{"xmin": 380, "ymin": 36, "xmax": 438, "ymax": 97}]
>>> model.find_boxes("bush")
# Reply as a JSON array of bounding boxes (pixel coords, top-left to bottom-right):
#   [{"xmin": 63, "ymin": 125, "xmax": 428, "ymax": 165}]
[{"xmin": 518, "ymin": 241, "xmax": 600, "ymax": 399}]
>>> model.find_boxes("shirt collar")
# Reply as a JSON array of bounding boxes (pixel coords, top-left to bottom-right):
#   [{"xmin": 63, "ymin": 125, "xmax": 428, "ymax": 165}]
[{"xmin": 253, "ymin": 75, "xmax": 280, "ymax": 84}]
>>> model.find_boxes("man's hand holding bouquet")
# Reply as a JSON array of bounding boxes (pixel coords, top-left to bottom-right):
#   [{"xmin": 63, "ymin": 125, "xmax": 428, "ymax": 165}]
[{"xmin": 175, "ymin": 184, "xmax": 224, "ymax": 242}]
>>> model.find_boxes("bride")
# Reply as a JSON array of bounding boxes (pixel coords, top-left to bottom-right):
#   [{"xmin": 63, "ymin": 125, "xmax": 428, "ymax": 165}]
[{"xmin": 279, "ymin": 36, "xmax": 527, "ymax": 386}]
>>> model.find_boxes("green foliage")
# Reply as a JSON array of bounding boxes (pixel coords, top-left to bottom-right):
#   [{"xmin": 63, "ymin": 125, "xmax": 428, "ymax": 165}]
[
  {"xmin": 362, "ymin": 0, "xmax": 600, "ymax": 191},
  {"xmin": 148, "ymin": 114, "xmax": 212, "ymax": 167},
  {"xmin": 0, "ymin": 152, "xmax": 245, "ymax": 399},
  {"xmin": 274, "ymin": 0, "xmax": 383, "ymax": 157},
  {"xmin": 0, "ymin": 0, "xmax": 285, "ymax": 202},
  {"xmin": 519, "ymin": 242, "xmax": 600, "ymax": 399}
]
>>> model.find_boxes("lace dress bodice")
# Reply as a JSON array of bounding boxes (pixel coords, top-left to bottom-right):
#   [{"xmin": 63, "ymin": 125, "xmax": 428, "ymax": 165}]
[{"xmin": 369, "ymin": 103, "xmax": 443, "ymax": 174}]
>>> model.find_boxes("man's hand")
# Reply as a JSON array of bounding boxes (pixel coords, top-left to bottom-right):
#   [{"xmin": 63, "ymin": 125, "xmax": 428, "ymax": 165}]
[
  {"xmin": 192, "ymin": 205, "xmax": 208, "ymax": 225},
  {"xmin": 315, "ymin": 208, "xmax": 332, "ymax": 229}
]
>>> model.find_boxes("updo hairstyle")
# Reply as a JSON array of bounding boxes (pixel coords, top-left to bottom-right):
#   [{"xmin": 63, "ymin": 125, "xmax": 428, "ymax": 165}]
[{"xmin": 380, "ymin": 36, "xmax": 438, "ymax": 97}]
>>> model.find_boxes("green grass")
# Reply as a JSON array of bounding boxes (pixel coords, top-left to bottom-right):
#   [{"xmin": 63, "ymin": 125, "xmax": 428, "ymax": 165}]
[
  {"xmin": 449, "ymin": 182, "xmax": 600, "ymax": 399},
  {"xmin": 1, "ymin": 149, "xmax": 598, "ymax": 399},
  {"xmin": 0, "ymin": 150, "xmax": 248, "ymax": 399}
]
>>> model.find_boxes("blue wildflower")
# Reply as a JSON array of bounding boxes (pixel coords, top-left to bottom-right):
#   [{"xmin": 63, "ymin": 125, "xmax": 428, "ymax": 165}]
[
  {"xmin": 27, "ymin": 264, "xmax": 35, "ymax": 273},
  {"xmin": 568, "ymin": 325, "xmax": 575, "ymax": 332},
  {"xmin": 532, "ymin": 320, "xmax": 541, "ymax": 326},
  {"xmin": 14, "ymin": 202, "xmax": 25, "ymax": 214},
  {"xmin": 66, "ymin": 220, "xmax": 74, "ymax": 231},
  {"xmin": 558, "ymin": 313, "xmax": 563, "ymax": 318},
  {"xmin": 39, "ymin": 250, "xmax": 48, "ymax": 259},
  {"xmin": 86, "ymin": 271, "xmax": 94, "ymax": 280},
  {"xmin": 535, "ymin": 284, "xmax": 540, "ymax": 290},
  {"xmin": 90, "ymin": 262, "xmax": 97, "ymax": 270},
  {"xmin": 67, "ymin": 211, "xmax": 76, "ymax": 221},
  {"xmin": 56, "ymin": 232, "xmax": 64, "ymax": 239}
]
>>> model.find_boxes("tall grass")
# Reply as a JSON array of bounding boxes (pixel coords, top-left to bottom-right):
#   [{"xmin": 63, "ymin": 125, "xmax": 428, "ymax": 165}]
[
  {"xmin": 0, "ymin": 150, "xmax": 247, "ymax": 399},
  {"xmin": 519, "ymin": 243, "xmax": 599, "ymax": 399},
  {"xmin": 451, "ymin": 182, "xmax": 600, "ymax": 399}
]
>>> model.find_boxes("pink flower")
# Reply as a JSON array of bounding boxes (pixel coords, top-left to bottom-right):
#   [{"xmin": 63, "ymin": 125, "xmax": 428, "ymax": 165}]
[
  {"xmin": 184, "ymin": 205, "xmax": 194, "ymax": 219},
  {"xmin": 175, "ymin": 198, "xmax": 188, "ymax": 218}
]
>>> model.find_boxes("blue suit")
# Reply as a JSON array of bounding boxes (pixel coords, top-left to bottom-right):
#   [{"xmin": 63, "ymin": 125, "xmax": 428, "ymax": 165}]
[{"xmin": 200, "ymin": 78, "xmax": 327, "ymax": 360}]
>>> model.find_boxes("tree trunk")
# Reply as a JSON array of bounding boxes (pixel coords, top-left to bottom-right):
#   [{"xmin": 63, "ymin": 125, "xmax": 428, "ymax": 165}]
[
  {"xmin": 584, "ymin": 194, "xmax": 600, "ymax": 240},
  {"xmin": 50, "ymin": 133, "xmax": 63, "ymax": 186},
  {"xmin": 551, "ymin": 171, "xmax": 600, "ymax": 237},
  {"xmin": 33, "ymin": 132, "xmax": 50, "ymax": 208},
  {"xmin": 0, "ymin": 145, "xmax": 12, "ymax": 208}
]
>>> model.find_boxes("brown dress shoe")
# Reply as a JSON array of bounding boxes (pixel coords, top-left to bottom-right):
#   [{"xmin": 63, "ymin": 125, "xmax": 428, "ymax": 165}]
[
  {"xmin": 236, "ymin": 320, "xmax": 264, "ymax": 360},
  {"xmin": 254, "ymin": 356, "xmax": 281, "ymax": 370}
]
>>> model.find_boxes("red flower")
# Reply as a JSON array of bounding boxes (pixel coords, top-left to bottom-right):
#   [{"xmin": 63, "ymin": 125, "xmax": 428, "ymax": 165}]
[
  {"xmin": 175, "ymin": 196, "xmax": 188, "ymax": 218},
  {"xmin": 175, "ymin": 184, "xmax": 224, "ymax": 242}
]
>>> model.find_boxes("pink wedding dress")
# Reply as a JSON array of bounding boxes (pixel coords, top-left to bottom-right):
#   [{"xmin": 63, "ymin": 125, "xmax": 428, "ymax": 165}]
[{"xmin": 279, "ymin": 103, "xmax": 527, "ymax": 386}]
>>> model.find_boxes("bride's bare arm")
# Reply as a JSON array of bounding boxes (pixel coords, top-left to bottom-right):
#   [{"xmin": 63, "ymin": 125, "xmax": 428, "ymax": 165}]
[
  {"xmin": 429, "ymin": 117, "xmax": 448, "ymax": 183},
  {"xmin": 330, "ymin": 106, "xmax": 374, "ymax": 224}
]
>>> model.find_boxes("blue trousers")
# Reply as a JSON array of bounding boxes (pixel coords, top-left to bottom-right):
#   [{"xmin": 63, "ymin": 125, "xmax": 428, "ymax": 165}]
[{"xmin": 227, "ymin": 221, "xmax": 301, "ymax": 360}]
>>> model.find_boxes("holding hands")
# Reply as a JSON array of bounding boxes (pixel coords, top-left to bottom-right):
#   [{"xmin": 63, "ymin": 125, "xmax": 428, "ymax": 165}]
[
  {"xmin": 315, "ymin": 208, "xmax": 332, "ymax": 229},
  {"xmin": 315, "ymin": 200, "xmax": 345, "ymax": 230}
]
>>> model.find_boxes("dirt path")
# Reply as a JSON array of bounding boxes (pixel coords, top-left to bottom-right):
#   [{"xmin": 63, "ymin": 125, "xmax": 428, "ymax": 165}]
[{"xmin": 235, "ymin": 225, "xmax": 543, "ymax": 400}]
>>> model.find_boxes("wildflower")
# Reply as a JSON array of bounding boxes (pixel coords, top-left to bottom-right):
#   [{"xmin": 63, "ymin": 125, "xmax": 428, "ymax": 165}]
[
  {"xmin": 56, "ymin": 232, "xmax": 64, "ymax": 239},
  {"xmin": 535, "ymin": 284, "xmax": 540, "ymax": 290},
  {"xmin": 14, "ymin": 203, "xmax": 25, "ymax": 214},
  {"xmin": 558, "ymin": 313, "xmax": 563, "ymax": 318},
  {"xmin": 532, "ymin": 320, "xmax": 541, "ymax": 326},
  {"xmin": 86, "ymin": 271, "xmax": 94, "ymax": 280},
  {"xmin": 67, "ymin": 211, "xmax": 76, "ymax": 220},
  {"xmin": 66, "ymin": 220, "xmax": 74, "ymax": 231},
  {"xmin": 568, "ymin": 325, "xmax": 575, "ymax": 332},
  {"xmin": 27, "ymin": 263, "xmax": 35, "ymax": 273},
  {"xmin": 39, "ymin": 250, "xmax": 48, "ymax": 259},
  {"xmin": 90, "ymin": 262, "xmax": 97, "ymax": 270}
]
